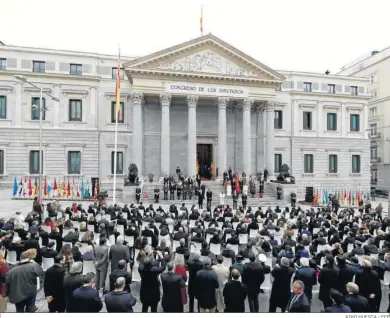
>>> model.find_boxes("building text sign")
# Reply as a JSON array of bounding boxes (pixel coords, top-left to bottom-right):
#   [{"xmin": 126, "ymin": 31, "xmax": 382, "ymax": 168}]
[{"xmin": 166, "ymin": 83, "xmax": 249, "ymax": 98}]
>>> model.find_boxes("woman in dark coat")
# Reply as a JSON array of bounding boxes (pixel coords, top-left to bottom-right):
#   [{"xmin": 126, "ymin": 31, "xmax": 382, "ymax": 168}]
[{"xmin": 138, "ymin": 254, "xmax": 166, "ymax": 312}]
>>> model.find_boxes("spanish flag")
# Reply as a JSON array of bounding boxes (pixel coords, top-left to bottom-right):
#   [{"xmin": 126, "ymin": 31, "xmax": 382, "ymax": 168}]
[
  {"xmin": 115, "ymin": 47, "xmax": 121, "ymax": 121},
  {"xmin": 200, "ymin": 5, "xmax": 203, "ymax": 36}
]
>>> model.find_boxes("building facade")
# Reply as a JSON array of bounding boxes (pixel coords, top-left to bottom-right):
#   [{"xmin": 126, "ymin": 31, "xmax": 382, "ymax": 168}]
[
  {"xmin": 338, "ymin": 47, "xmax": 390, "ymax": 192},
  {"xmin": 0, "ymin": 34, "xmax": 370, "ymax": 199}
]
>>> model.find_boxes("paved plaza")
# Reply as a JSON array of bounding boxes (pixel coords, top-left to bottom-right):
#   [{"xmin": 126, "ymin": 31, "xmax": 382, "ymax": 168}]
[{"xmin": 1, "ymin": 191, "xmax": 389, "ymax": 312}]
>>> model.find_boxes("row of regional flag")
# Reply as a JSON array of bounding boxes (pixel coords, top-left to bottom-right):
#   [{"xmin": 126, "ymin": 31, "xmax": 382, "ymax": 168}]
[
  {"xmin": 12, "ymin": 177, "xmax": 100, "ymax": 199},
  {"xmin": 313, "ymin": 189, "xmax": 370, "ymax": 206}
]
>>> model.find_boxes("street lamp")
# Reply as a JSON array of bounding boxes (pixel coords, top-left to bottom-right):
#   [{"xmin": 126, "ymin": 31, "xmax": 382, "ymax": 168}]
[{"xmin": 14, "ymin": 75, "xmax": 60, "ymax": 204}]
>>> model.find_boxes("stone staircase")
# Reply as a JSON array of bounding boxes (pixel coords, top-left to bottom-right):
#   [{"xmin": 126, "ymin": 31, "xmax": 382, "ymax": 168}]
[{"xmin": 141, "ymin": 180, "xmax": 289, "ymax": 208}]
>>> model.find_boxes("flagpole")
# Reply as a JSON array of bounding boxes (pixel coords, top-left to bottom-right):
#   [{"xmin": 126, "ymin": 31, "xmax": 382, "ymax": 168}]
[{"xmin": 113, "ymin": 45, "xmax": 121, "ymax": 205}]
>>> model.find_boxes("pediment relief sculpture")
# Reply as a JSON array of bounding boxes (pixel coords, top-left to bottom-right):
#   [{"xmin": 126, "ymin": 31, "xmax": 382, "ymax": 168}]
[{"xmin": 156, "ymin": 49, "xmax": 258, "ymax": 77}]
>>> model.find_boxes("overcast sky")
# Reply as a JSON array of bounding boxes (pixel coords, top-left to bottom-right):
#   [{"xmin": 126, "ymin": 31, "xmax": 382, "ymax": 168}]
[{"xmin": 1, "ymin": 0, "xmax": 388, "ymax": 73}]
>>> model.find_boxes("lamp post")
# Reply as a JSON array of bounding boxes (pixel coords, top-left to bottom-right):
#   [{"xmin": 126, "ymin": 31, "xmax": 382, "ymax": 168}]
[{"xmin": 14, "ymin": 75, "xmax": 60, "ymax": 204}]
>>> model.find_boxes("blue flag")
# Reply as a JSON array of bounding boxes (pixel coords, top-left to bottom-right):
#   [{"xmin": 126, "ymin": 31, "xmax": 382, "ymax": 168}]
[
  {"xmin": 81, "ymin": 180, "xmax": 85, "ymax": 198},
  {"xmin": 12, "ymin": 177, "xmax": 18, "ymax": 197}
]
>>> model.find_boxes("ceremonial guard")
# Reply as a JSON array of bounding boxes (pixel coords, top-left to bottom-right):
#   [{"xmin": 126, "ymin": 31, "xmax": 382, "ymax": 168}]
[
  {"xmin": 182, "ymin": 184, "xmax": 188, "ymax": 200},
  {"xmin": 291, "ymin": 192, "xmax": 296, "ymax": 207},
  {"xmin": 176, "ymin": 166, "xmax": 181, "ymax": 177},
  {"xmin": 177, "ymin": 183, "xmax": 182, "ymax": 201},
  {"xmin": 233, "ymin": 193, "xmax": 238, "ymax": 209},
  {"xmin": 135, "ymin": 187, "xmax": 141, "ymax": 204},
  {"xmin": 242, "ymin": 193, "xmax": 248, "ymax": 210},
  {"xmin": 200, "ymin": 183, "xmax": 206, "ymax": 199},
  {"xmin": 206, "ymin": 188, "xmax": 213, "ymax": 208},
  {"xmin": 198, "ymin": 191, "xmax": 204, "ymax": 209},
  {"xmin": 277, "ymin": 185, "xmax": 282, "ymax": 200},
  {"xmin": 250, "ymin": 179, "xmax": 256, "ymax": 198},
  {"xmin": 163, "ymin": 182, "xmax": 169, "ymax": 200},
  {"xmin": 259, "ymin": 180, "xmax": 264, "ymax": 198},
  {"xmin": 154, "ymin": 188, "xmax": 160, "ymax": 203},
  {"xmin": 188, "ymin": 184, "xmax": 193, "ymax": 200},
  {"xmin": 169, "ymin": 182, "xmax": 175, "ymax": 200}
]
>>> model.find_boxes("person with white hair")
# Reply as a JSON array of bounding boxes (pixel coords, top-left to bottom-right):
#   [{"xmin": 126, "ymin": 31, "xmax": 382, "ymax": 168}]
[
  {"xmin": 344, "ymin": 282, "xmax": 370, "ymax": 312},
  {"xmin": 354, "ymin": 259, "xmax": 382, "ymax": 312},
  {"xmin": 293, "ymin": 257, "xmax": 316, "ymax": 302},
  {"xmin": 109, "ymin": 235, "xmax": 130, "ymax": 271}
]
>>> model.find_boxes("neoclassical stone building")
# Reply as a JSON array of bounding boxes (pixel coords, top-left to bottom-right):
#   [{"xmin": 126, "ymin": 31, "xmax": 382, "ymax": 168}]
[{"xmin": 0, "ymin": 34, "xmax": 371, "ymax": 199}]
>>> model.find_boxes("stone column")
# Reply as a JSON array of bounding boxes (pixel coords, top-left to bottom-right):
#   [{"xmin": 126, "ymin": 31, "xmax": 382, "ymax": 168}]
[
  {"xmin": 242, "ymin": 98, "xmax": 253, "ymax": 175},
  {"xmin": 160, "ymin": 93, "xmax": 171, "ymax": 176},
  {"xmin": 187, "ymin": 95, "xmax": 198, "ymax": 177},
  {"xmin": 265, "ymin": 101, "xmax": 276, "ymax": 178},
  {"xmin": 217, "ymin": 97, "xmax": 228, "ymax": 177},
  {"xmin": 131, "ymin": 92, "xmax": 144, "ymax": 175}
]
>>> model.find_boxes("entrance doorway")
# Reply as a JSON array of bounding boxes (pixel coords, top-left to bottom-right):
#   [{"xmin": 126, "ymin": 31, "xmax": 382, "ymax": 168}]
[{"xmin": 197, "ymin": 144, "xmax": 213, "ymax": 180}]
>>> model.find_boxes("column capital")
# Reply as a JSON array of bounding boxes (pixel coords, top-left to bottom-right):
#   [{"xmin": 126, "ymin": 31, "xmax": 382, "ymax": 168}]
[
  {"xmin": 159, "ymin": 92, "xmax": 171, "ymax": 106},
  {"xmin": 265, "ymin": 100, "xmax": 276, "ymax": 111},
  {"xmin": 242, "ymin": 98, "xmax": 254, "ymax": 111},
  {"xmin": 187, "ymin": 95, "xmax": 198, "ymax": 108},
  {"xmin": 131, "ymin": 92, "xmax": 143, "ymax": 105},
  {"xmin": 217, "ymin": 97, "xmax": 229, "ymax": 109}
]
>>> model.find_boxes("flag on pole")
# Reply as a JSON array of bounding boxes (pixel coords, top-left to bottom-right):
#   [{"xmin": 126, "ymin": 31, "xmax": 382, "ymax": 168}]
[
  {"xmin": 67, "ymin": 180, "xmax": 71, "ymax": 198},
  {"xmin": 23, "ymin": 177, "xmax": 27, "ymax": 197},
  {"xmin": 18, "ymin": 178, "xmax": 23, "ymax": 196},
  {"xmin": 12, "ymin": 177, "xmax": 18, "ymax": 197},
  {"xmin": 44, "ymin": 178, "xmax": 47, "ymax": 197},
  {"xmin": 200, "ymin": 4, "xmax": 203, "ymax": 36},
  {"xmin": 115, "ymin": 48, "xmax": 121, "ymax": 120},
  {"xmin": 62, "ymin": 179, "xmax": 67, "ymax": 197},
  {"xmin": 28, "ymin": 178, "xmax": 32, "ymax": 196},
  {"xmin": 47, "ymin": 179, "xmax": 51, "ymax": 197},
  {"xmin": 33, "ymin": 178, "xmax": 38, "ymax": 196},
  {"xmin": 77, "ymin": 179, "xmax": 80, "ymax": 198},
  {"xmin": 72, "ymin": 178, "xmax": 76, "ymax": 198},
  {"xmin": 53, "ymin": 179, "xmax": 58, "ymax": 197},
  {"xmin": 81, "ymin": 179, "xmax": 85, "ymax": 198}
]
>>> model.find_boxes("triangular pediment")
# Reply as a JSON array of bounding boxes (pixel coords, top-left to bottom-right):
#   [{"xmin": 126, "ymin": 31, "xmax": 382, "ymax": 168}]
[{"xmin": 124, "ymin": 34, "xmax": 285, "ymax": 82}]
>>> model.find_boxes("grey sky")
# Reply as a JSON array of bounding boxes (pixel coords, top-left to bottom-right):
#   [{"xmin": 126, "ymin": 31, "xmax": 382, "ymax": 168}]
[{"xmin": 1, "ymin": 0, "xmax": 388, "ymax": 73}]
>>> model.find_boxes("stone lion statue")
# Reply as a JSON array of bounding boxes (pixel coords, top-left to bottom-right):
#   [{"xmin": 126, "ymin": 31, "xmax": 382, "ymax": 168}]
[{"xmin": 125, "ymin": 163, "xmax": 139, "ymax": 185}]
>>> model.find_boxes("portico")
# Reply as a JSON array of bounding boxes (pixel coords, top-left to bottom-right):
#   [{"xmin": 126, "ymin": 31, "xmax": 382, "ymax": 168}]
[{"xmin": 124, "ymin": 34, "xmax": 285, "ymax": 178}]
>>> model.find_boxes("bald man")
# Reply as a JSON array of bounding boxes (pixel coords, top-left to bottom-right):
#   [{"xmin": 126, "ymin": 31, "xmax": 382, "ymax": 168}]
[{"xmin": 222, "ymin": 269, "xmax": 247, "ymax": 312}]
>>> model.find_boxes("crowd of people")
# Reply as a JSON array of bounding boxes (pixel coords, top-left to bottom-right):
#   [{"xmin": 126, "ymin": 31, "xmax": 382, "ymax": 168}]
[{"xmin": 0, "ymin": 193, "xmax": 389, "ymax": 312}]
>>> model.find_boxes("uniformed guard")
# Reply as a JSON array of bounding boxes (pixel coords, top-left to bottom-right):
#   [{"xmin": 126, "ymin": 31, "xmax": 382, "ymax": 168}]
[
  {"xmin": 242, "ymin": 193, "xmax": 247, "ymax": 210},
  {"xmin": 135, "ymin": 187, "xmax": 141, "ymax": 204},
  {"xmin": 188, "ymin": 185, "xmax": 193, "ymax": 200},
  {"xmin": 291, "ymin": 192, "xmax": 297, "ymax": 207},
  {"xmin": 206, "ymin": 188, "xmax": 212, "ymax": 209},
  {"xmin": 169, "ymin": 182, "xmax": 175, "ymax": 200},
  {"xmin": 277, "ymin": 185, "xmax": 282, "ymax": 200},
  {"xmin": 154, "ymin": 188, "xmax": 160, "ymax": 203},
  {"xmin": 177, "ymin": 184, "xmax": 182, "ymax": 200},
  {"xmin": 182, "ymin": 184, "xmax": 188, "ymax": 200},
  {"xmin": 233, "ymin": 193, "xmax": 238, "ymax": 209},
  {"xmin": 163, "ymin": 183, "xmax": 168, "ymax": 200}
]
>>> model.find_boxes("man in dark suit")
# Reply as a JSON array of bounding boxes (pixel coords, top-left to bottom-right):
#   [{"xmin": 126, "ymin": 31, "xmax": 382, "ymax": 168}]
[
  {"xmin": 344, "ymin": 282, "xmax": 370, "ymax": 312},
  {"xmin": 109, "ymin": 259, "xmax": 132, "ymax": 293},
  {"xmin": 160, "ymin": 262, "xmax": 185, "ymax": 312},
  {"xmin": 44, "ymin": 255, "xmax": 66, "ymax": 312},
  {"xmin": 72, "ymin": 272, "xmax": 102, "ymax": 312},
  {"xmin": 109, "ymin": 236, "xmax": 130, "ymax": 271},
  {"xmin": 223, "ymin": 269, "xmax": 247, "ymax": 312},
  {"xmin": 105, "ymin": 277, "xmax": 137, "ymax": 312},
  {"xmin": 187, "ymin": 253, "xmax": 203, "ymax": 312},
  {"xmin": 287, "ymin": 280, "xmax": 310, "ymax": 313}
]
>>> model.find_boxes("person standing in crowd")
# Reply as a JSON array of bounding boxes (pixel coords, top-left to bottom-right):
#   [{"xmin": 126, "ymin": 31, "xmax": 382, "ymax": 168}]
[
  {"xmin": 187, "ymin": 253, "xmax": 203, "ymax": 312},
  {"xmin": 94, "ymin": 237, "xmax": 109, "ymax": 293},
  {"xmin": 160, "ymin": 261, "xmax": 185, "ymax": 312},
  {"xmin": 293, "ymin": 257, "xmax": 316, "ymax": 302},
  {"xmin": 354, "ymin": 259, "xmax": 382, "ymax": 312},
  {"xmin": 63, "ymin": 261, "xmax": 84, "ymax": 312},
  {"xmin": 109, "ymin": 259, "xmax": 132, "ymax": 293},
  {"xmin": 109, "ymin": 236, "xmax": 130, "ymax": 271},
  {"xmin": 104, "ymin": 277, "xmax": 137, "ymax": 312},
  {"xmin": 0, "ymin": 245, "xmax": 8, "ymax": 313},
  {"xmin": 72, "ymin": 272, "xmax": 102, "ymax": 312},
  {"xmin": 344, "ymin": 282, "xmax": 370, "ymax": 312},
  {"xmin": 318, "ymin": 255, "xmax": 339, "ymax": 310},
  {"xmin": 212, "ymin": 254, "xmax": 229, "ymax": 312},
  {"xmin": 223, "ymin": 268, "xmax": 247, "ymax": 312},
  {"xmin": 195, "ymin": 257, "xmax": 219, "ymax": 313},
  {"xmin": 5, "ymin": 251, "xmax": 43, "ymax": 312},
  {"xmin": 287, "ymin": 280, "xmax": 310, "ymax": 312},
  {"xmin": 44, "ymin": 255, "xmax": 66, "ymax": 312},
  {"xmin": 268, "ymin": 257, "xmax": 294, "ymax": 312},
  {"xmin": 324, "ymin": 289, "xmax": 351, "ymax": 312}
]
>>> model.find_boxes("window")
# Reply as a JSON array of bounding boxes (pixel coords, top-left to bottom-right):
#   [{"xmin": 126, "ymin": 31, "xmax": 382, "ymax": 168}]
[
  {"xmin": 303, "ymin": 82, "xmax": 312, "ymax": 92},
  {"xmin": 111, "ymin": 101, "xmax": 124, "ymax": 123},
  {"xmin": 70, "ymin": 64, "xmax": 82, "ymax": 75},
  {"xmin": 351, "ymin": 86, "xmax": 358, "ymax": 95},
  {"xmin": 304, "ymin": 154, "xmax": 314, "ymax": 173},
  {"xmin": 31, "ymin": 97, "xmax": 46, "ymax": 120},
  {"xmin": 274, "ymin": 110, "xmax": 283, "ymax": 129},
  {"xmin": 370, "ymin": 75, "xmax": 375, "ymax": 84},
  {"xmin": 370, "ymin": 124, "xmax": 378, "ymax": 136},
  {"xmin": 29, "ymin": 150, "xmax": 43, "ymax": 174},
  {"xmin": 350, "ymin": 114, "xmax": 360, "ymax": 132},
  {"xmin": 68, "ymin": 151, "xmax": 81, "ymax": 174},
  {"xmin": 0, "ymin": 150, "xmax": 4, "ymax": 175},
  {"xmin": 112, "ymin": 67, "xmax": 124, "ymax": 80},
  {"xmin": 327, "ymin": 113, "xmax": 337, "ymax": 131},
  {"xmin": 352, "ymin": 155, "xmax": 361, "ymax": 173},
  {"xmin": 369, "ymin": 107, "xmax": 377, "ymax": 117},
  {"xmin": 329, "ymin": 155, "xmax": 338, "ymax": 173},
  {"xmin": 111, "ymin": 151, "xmax": 124, "ymax": 174},
  {"xmin": 327, "ymin": 84, "xmax": 335, "ymax": 94},
  {"xmin": 371, "ymin": 170, "xmax": 378, "ymax": 182},
  {"xmin": 32, "ymin": 61, "xmax": 45, "ymax": 73},
  {"xmin": 0, "ymin": 58, "xmax": 6, "ymax": 70},
  {"xmin": 0, "ymin": 96, "xmax": 6, "ymax": 119},
  {"xmin": 371, "ymin": 147, "xmax": 378, "ymax": 159},
  {"xmin": 274, "ymin": 154, "xmax": 282, "ymax": 173},
  {"xmin": 303, "ymin": 111, "xmax": 312, "ymax": 130},
  {"xmin": 69, "ymin": 99, "xmax": 82, "ymax": 121}
]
